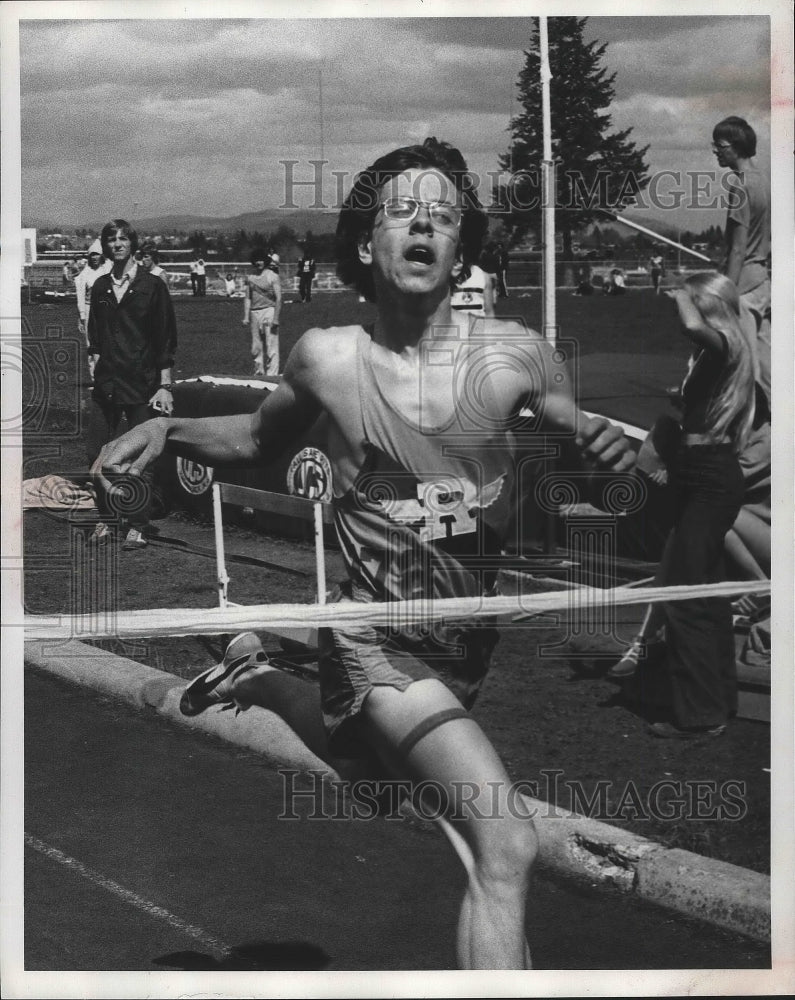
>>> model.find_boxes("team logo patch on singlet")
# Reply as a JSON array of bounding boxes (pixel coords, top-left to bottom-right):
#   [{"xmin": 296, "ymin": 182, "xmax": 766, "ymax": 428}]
[{"xmin": 370, "ymin": 473, "xmax": 505, "ymax": 543}]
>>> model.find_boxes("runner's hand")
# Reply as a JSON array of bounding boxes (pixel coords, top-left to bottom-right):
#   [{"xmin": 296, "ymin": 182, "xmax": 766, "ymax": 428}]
[
  {"xmin": 575, "ymin": 415, "xmax": 636, "ymax": 472},
  {"xmin": 91, "ymin": 419, "xmax": 168, "ymax": 490}
]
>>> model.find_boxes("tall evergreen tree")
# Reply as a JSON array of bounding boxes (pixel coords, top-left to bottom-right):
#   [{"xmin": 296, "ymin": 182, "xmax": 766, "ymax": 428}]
[{"xmin": 497, "ymin": 17, "xmax": 650, "ymax": 258}]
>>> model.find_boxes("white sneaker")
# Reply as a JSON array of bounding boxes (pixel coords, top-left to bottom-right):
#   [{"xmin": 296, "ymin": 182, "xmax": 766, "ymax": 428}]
[{"xmin": 179, "ymin": 633, "xmax": 271, "ymax": 716}]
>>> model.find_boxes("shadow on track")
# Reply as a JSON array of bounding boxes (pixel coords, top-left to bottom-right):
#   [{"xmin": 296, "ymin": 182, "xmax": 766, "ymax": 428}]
[{"xmin": 154, "ymin": 939, "xmax": 330, "ymax": 970}]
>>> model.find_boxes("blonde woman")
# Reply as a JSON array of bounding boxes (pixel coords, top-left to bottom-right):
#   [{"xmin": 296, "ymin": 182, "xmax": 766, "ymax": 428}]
[{"xmin": 614, "ymin": 272, "xmax": 757, "ymax": 738}]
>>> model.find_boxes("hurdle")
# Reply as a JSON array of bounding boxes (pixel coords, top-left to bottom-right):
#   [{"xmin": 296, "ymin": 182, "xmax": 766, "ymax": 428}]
[{"xmin": 212, "ymin": 481, "xmax": 334, "ymax": 649}]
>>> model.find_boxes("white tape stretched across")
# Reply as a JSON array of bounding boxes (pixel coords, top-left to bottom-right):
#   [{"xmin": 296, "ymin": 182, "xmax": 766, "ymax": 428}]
[{"xmin": 21, "ymin": 579, "xmax": 770, "ymax": 642}]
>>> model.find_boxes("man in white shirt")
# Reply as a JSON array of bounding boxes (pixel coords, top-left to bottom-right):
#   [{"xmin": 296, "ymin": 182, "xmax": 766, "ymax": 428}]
[
  {"xmin": 243, "ymin": 251, "xmax": 282, "ymax": 376},
  {"xmin": 195, "ymin": 258, "xmax": 207, "ymax": 296},
  {"xmin": 74, "ymin": 238, "xmax": 110, "ymax": 381}
]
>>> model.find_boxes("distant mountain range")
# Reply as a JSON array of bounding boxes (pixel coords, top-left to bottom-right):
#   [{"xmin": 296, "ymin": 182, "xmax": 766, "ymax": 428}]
[
  {"xmin": 607, "ymin": 208, "xmax": 683, "ymax": 241},
  {"xmin": 24, "ymin": 207, "xmax": 341, "ymax": 236},
  {"xmin": 24, "ymin": 204, "xmax": 698, "ymax": 244}
]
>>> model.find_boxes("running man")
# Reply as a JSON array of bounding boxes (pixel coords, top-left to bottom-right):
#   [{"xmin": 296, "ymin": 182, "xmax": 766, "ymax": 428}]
[
  {"xmin": 243, "ymin": 250, "xmax": 282, "ymax": 376},
  {"xmin": 94, "ymin": 138, "xmax": 634, "ymax": 969}
]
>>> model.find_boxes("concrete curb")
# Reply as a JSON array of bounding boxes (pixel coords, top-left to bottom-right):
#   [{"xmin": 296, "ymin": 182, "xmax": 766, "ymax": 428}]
[
  {"xmin": 25, "ymin": 639, "xmax": 770, "ymax": 944},
  {"xmin": 24, "ymin": 638, "xmax": 336, "ymax": 779}
]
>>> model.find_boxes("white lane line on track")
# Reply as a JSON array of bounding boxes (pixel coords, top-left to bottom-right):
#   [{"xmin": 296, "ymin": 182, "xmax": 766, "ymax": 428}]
[{"xmin": 25, "ymin": 833, "xmax": 230, "ymax": 956}]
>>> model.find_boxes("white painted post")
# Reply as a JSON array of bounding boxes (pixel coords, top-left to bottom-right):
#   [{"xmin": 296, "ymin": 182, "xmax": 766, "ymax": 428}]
[
  {"xmin": 540, "ymin": 17, "xmax": 558, "ymax": 555},
  {"xmin": 540, "ymin": 16, "xmax": 556, "ymax": 347},
  {"xmin": 314, "ymin": 501, "xmax": 327, "ymax": 605},
  {"xmin": 212, "ymin": 483, "xmax": 230, "ymax": 608}
]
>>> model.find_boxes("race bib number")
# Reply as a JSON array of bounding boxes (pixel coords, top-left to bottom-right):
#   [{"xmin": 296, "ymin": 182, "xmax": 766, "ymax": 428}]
[{"xmin": 386, "ymin": 474, "xmax": 504, "ymax": 543}]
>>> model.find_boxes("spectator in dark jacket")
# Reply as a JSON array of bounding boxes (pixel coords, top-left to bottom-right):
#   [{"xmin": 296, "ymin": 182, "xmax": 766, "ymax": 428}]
[{"xmin": 87, "ymin": 218, "xmax": 177, "ymax": 550}]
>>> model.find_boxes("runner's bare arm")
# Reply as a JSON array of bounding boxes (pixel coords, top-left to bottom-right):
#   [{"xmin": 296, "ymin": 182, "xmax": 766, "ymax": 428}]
[
  {"xmin": 517, "ymin": 329, "xmax": 635, "ymax": 473},
  {"xmin": 92, "ymin": 333, "xmax": 324, "ymax": 482}
]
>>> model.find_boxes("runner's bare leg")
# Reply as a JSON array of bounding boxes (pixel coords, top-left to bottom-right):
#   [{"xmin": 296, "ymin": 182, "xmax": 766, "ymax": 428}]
[
  {"xmin": 232, "ymin": 663, "xmax": 535, "ymax": 967},
  {"xmin": 231, "ymin": 662, "xmax": 373, "ymax": 779},
  {"xmin": 360, "ymin": 678, "xmax": 536, "ymax": 970}
]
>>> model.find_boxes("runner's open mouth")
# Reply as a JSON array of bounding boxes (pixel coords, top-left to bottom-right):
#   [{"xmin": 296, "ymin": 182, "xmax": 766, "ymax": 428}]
[{"xmin": 405, "ymin": 245, "xmax": 436, "ymax": 265}]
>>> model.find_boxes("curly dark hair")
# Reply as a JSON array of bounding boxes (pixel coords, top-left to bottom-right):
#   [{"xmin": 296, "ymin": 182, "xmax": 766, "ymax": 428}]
[{"xmin": 335, "ymin": 137, "xmax": 488, "ymax": 302}]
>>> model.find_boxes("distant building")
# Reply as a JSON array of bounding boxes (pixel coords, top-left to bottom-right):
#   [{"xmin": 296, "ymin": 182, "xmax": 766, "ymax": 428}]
[{"xmin": 22, "ymin": 228, "xmax": 37, "ymax": 264}]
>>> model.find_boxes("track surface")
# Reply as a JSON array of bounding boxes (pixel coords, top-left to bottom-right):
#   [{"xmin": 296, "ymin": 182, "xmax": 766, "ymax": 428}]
[
  {"xmin": 17, "ymin": 293, "xmax": 775, "ymax": 978},
  {"xmin": 24, "ymin": 670, "xmax": 769, "ymax": 972}
]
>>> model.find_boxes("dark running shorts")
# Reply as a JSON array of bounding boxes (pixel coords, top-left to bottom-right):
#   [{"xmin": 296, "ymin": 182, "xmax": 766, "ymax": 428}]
[{"xmin": 318, "ymin": 611, "xmax": 499, "ymax": 759}]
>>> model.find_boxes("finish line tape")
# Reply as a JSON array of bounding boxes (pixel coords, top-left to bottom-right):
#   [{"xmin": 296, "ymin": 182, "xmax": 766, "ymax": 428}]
[{"xmin": 21, "ymin": 579, "xmax": 770, "ymax": 642}]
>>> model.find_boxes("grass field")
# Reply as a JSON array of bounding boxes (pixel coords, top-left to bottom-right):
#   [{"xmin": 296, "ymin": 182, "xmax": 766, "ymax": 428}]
[
  {"xmin": 18, "ymin": 287, "xmax": 770, "ymax": 875},
  {"xmin": 20, "ymin": 284, "xmax": 690, "ymax": 478}
]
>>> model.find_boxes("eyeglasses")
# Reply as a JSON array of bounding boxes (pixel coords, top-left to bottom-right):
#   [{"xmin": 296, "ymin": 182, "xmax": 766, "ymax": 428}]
[
  {"xmin": 379, "ymin": 197, "xmax": 461, "ymax": 230},
  {"xmin": 711, "ymin": 143, "xmax": 734, "ymax": 152}
]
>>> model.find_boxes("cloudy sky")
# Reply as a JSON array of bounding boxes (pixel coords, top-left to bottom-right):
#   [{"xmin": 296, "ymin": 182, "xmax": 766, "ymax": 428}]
[{"xmin": 15, "ymin": 4, "xmax": 778, "ymax": 230}]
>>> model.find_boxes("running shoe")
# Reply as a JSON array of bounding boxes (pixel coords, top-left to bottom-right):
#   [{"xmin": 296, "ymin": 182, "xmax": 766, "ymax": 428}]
[{"xmin": 179, "ymin": 632, "xmax": 270, "ymax": 716}]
